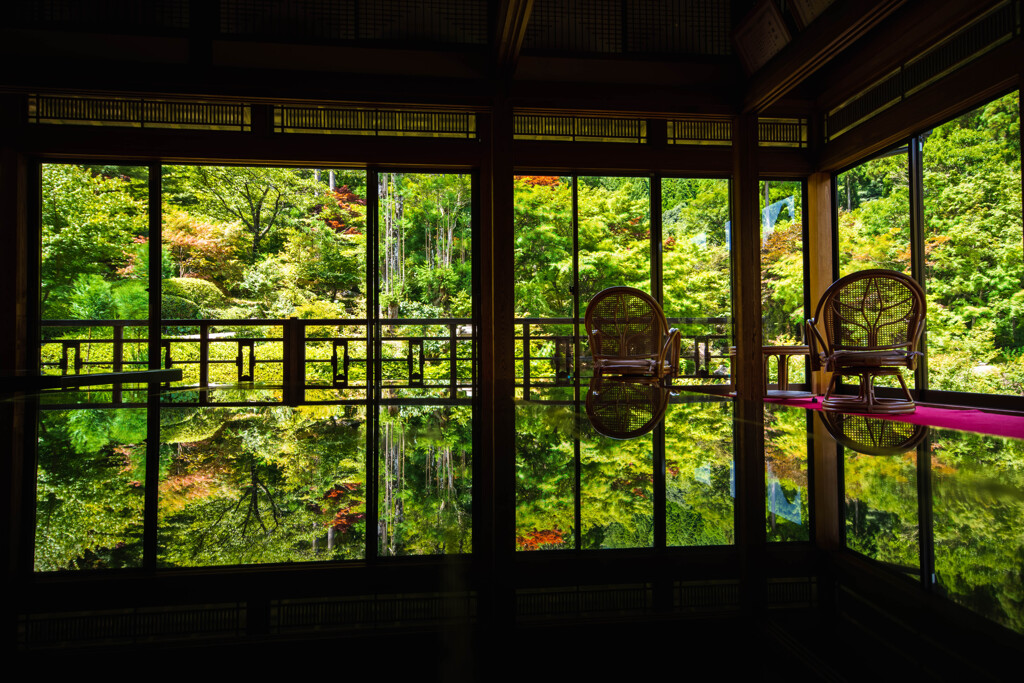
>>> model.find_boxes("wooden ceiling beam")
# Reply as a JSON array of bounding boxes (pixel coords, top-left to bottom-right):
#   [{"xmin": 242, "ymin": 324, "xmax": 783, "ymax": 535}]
[
  {"xmin": 815, "ymin": 0, "xmax": 1006, "ymax": 112},
  {"xmin": 817, "ymin": 39, "xmax": 1021, "ymax": 171},
  {"xmin": 743, "ymin": 0, "xmax": 907, "ymax": 114},
  {"xmin": 495, "ymin": 0, "xmax": 535, "ymax": 74}
]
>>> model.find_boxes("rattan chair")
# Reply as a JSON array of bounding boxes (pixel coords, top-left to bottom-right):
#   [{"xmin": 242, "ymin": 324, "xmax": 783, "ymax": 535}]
[
  {"xmin": 584, "ymin": 286, "xmax": 681, "ymax": 383},
  {"xmin": 806, "ymin": 269, "xmax": 925, "ymax": 414}
]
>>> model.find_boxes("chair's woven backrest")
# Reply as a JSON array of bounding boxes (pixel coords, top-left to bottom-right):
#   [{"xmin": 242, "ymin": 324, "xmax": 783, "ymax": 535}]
[
  {"xmin": 585, "ymin": 287, "xmax": 666, "ymax": 360},
  {"xmin": 822, "ymin": 270, "xmax": 925, "ymax": 351},
  {"xmin": 586, "ymin": 376, "xmax": 669, "ymax": 439},
  {"xmin": 821, "ymin": 411, "xmax": 928, "ymax": 455}
]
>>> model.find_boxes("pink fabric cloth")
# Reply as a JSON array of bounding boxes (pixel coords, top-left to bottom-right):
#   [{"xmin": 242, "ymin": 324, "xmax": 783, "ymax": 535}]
[{"xmin": 765, "ymin": 396, "xmax": 1024, "ymax": 440}]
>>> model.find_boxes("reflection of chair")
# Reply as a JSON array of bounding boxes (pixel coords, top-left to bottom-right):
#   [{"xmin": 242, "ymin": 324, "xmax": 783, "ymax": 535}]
[
  {"xmin": 584, "ymin": 287, "xmax": 681, "ymax": 383},
  {"xmin": 807, "ymin": 269, "xmax": 925, "ymax": 414},
  {"xmin": 819, "ymin": 410, "xmax": 928, "ymax": 455},
  {"xmin": 585, "ymin": 375, "xmax": 670, "ymax": 439}
]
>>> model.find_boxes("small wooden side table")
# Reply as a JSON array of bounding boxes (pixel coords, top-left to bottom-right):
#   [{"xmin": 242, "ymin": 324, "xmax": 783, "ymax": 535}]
[{"xmin": 761, "ymin": 345, "xmax": 810, "ymax": 397}]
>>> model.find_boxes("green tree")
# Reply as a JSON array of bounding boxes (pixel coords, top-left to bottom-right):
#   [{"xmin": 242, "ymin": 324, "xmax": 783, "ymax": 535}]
[
  {"xmin": 165, "ymin": 166, "xmax": 316, "ymax": 262},
  {"xmin": 41, "ymin": 164, "xmax": 148, "ymax": 318}
]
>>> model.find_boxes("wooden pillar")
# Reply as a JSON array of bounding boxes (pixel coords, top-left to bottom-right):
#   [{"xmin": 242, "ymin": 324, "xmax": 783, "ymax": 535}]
[
  {"xmin": 477, "ymin": 97, "xmax": 516, "ymax": 629},
  {"xmin": 806, "ymin": 172, "xmax": 834, "ymax": 395},
  {"xmin": 731, "ymin": 113, "xmax": 766, "ymax": 609},
  {"xmin": 806, "ymin": 171, "xmax": 840, "ymax": 550},
  {"xmin": 0, "ymin": 94, "xmax": 31, "ymax": 615}
]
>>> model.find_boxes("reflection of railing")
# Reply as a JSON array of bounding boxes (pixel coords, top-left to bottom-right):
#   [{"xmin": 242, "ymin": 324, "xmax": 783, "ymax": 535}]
[
  {"xmin": 40, "ymin": 317, "xmax": 476, "ymax": 402},
  {"xmin": 514, "ymin": 316, "xmax": 731, "ymax": 391}
]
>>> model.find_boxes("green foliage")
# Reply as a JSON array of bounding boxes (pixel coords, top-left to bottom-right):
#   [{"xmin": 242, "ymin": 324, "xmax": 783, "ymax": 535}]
[
  {"xmin": 41, "ymin": 164, "xmax": 148, "ymax": 318},
  {"xmin": 163, "ymin": 277, "xmax": 227, "ymax": 310},
  {"xmin": 161, "ymin": 293, "xmax": 200, "ymax": 319},
  {"xmin": 163, "ymin": 166, "xmax": 318, "ymax": 262},
  {"xmin": 35, "ymin": 409, "xmax": 147, "ymax": 571},
  {"xmin": 513, "ymin": 176, "xmax": 573, "ymax": 318},
  {"xmin": 285, "ymin": 224, "xmax": 365, "ymax": 303},
  {"xmin": 162, "ymin": 212, "xmax": 244, "ymax": 289}
]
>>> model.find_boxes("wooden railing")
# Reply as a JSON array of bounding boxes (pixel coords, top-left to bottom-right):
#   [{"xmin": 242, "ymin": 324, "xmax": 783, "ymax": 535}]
[
  {"xmin": 40, "ymin": 317, "xmax": 476, "ymax": 403},
  {"xmin": 514, "ymin": 316, "xmax": 732, "ymax": 393}
]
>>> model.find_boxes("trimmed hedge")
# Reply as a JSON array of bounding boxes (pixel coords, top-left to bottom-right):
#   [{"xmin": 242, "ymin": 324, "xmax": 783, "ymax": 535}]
[
  {"xmin": 162, "ymin": 294, "xmax": 201, "ymax": 319},
  {"xmin": 163, "ymin": 278, "xmax": 227, "ymax": 310}
]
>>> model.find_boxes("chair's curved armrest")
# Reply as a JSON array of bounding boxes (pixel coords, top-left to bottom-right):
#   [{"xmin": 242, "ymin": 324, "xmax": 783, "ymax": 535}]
[
  {"xmin": 805, "ymin": 319, "xmax": 826, "ymax": 371},
  {"xmin": 661, "ymin": 328, "xmax": 682, "ymax": 376}
]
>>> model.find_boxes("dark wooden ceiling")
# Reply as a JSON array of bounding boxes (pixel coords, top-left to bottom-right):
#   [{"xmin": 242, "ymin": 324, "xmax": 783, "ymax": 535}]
[{"xmin": 0, "ymin": 0, "xmax": 1012, "ymax": 120}]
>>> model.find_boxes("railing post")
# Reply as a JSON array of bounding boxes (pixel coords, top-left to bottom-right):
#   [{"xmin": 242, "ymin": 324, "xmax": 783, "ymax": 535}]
[
  {"xmin": 522, "ymin": 322, "xmax": 530, "ymax": 399},
  {"xmin": 199, "ymin": 321, "xmax": 209, "ymax": 401},
  {"xmin": 449, "ymin": 323, "xmax": 457, "ymax": 400},
  {"xmin": 112, "ymin": 323, "xmax": 124, "ymax": 403},
  {"xmin": 283, "ymin": 317, "xmax": 304, "ymax": 406}
]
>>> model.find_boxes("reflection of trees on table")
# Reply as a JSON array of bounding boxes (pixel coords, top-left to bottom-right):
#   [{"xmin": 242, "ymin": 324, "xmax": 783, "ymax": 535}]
[
  {"xmin": 157, "ymin": 405, "xmax": 367, "ymax": 567},
  {"xmin": 843, "ymin": 449, "xmax": 919, "ymax": 572},
  {"xmin": 665, "ymin": 400, "xmax": 735, "ymax": 547},
  {"xmin": 378, "ymin": 405, "xmax": 473, "ymax": 557},
  {"xmin": 764, "ymin": 404, "xmax": 809, "ymax": 542},
  {"xmin": 932, "ymin": 431, "xmax": 1024, "ymax": 634}
]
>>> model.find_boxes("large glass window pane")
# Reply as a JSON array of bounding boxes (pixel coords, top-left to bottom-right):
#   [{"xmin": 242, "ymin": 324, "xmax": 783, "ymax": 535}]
[
  {"xmin": 377, "ymin": 172, "xmax": 473, "ymax": 400},
  {"xmin": 661, "ymin": 178, "xmax": 732, "ymax": 383},
  {"xmin": 161, "ymin": 166, "xmax": 370, "ymax": 403},
  {"xmin": 836, "ymin": 149, "xmax": 911, "ymax": 277},
  {"xmin": 922, "ymin": 91, "xmax": 1023, "ymax": 394},
  {"xmin": 760, "ymin": 180, "xmax": 804, "ymax": 344},
  {"xmin": 41, "ymin": 164, "xmax": 149, "ymax": 382},
  {"xmin": 36, "ymin": 163, "xmax": 151, "ymax": 571},
  {"xmin": 513, "ymin": 175, "xmax": 574, "ymax": 392}
]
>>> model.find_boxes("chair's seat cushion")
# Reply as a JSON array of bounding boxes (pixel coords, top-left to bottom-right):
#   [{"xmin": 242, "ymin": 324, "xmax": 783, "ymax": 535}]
[
  {"xmin": 595, "ymin": 357, "xmax": 666, "ymax": 374},
  {"xmin": 828, "ymin": 350, "xmax": 917, "ymax": 368}
]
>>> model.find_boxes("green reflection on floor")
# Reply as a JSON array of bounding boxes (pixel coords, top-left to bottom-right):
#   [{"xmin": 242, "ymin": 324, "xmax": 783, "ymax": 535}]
[
  {"xmin": 377, "ymin": 405, "xmax": 473, "ymax": 556},
  {"xmin": 932, "ymin": 430, "xmax": 1024, "ymax": 634},
  {"xmin": 665, "ymin": 399, "xmax": 735, "ymax": 547},
  {"xmin": 35, "ymin": 407, "xmax": 147, "ymax": 571},
  {"xmin": 844, "ymin": 449, "xmax": 919, "ymax": 572},
  {"xmin": 515, "ymin": 398, "xmax": 576, "ymax": 551},
  {"xmin": 765, "ymin": 404, "xmax": 809, "ymax": 542},
  {"xmin": 157, "ymin": 404, "xmax": 366, "ymax": 566}
]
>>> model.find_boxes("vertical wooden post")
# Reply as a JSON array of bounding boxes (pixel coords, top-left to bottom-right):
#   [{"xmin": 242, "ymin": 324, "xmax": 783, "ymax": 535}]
[
  {"xmin": 478, "ymin": 98, "xmax": 516, "ymax": 629},
  {"xmin": 807, "ymin": 172, "xmax": 840, "ymax": 550},
  {"xmin": 284, "ymin": 317, "xmax": 304, "ymax": 406},
  {"xmin": 144, "ymin": 163, "xmax": 162, "ymax": 570},
  {"xmin": 112, "ymin": 323, "xmax": 123, "ymax": 404},
  {"xmin": 806, "ymin": 172, "xmax": 834, "ymax": 396},
  {"xmin": 908, "ymin": 137, "xmax": 928, "ymax": 393},
  {"xmin": 732, "ymin": 113, "xmax": 766, "ymax": 610},
  {"xmin": 0, "ymin": 95, "xmax": 32, "ymax": 583}
]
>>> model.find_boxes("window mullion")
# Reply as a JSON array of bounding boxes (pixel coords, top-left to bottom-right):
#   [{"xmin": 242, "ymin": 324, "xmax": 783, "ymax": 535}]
[
  {"xmin": 908, "ymin": 136, "xmax": 928, "ymax": 393},
  {"xmin": 144, "ymin": 162, "xmax": 162, "ymax": 571}
]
